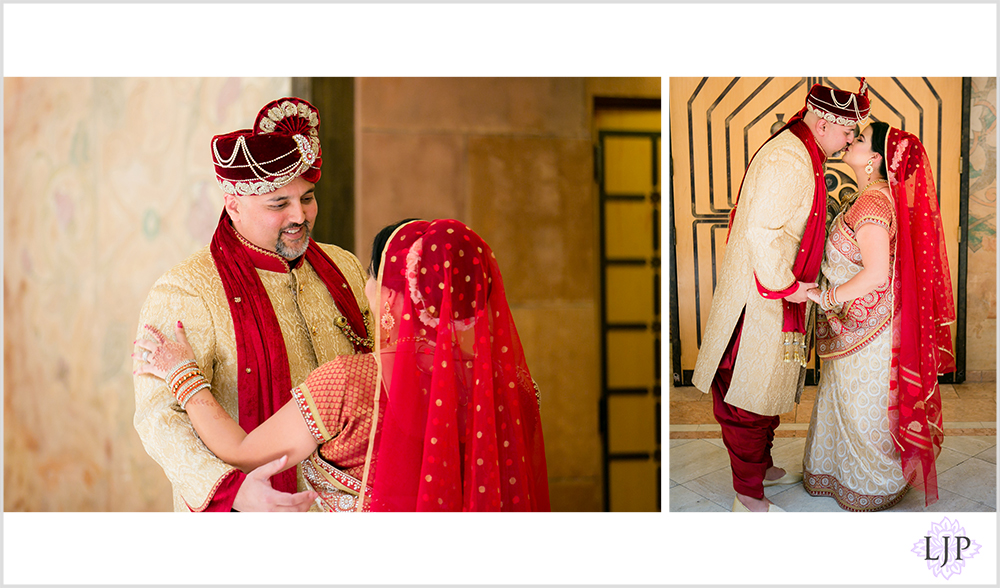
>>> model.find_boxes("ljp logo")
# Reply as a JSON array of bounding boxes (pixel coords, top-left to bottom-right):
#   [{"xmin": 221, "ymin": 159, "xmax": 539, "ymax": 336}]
[{"xmin": 912, "ymin": 517, "xmax": 982, "ymax": 579}]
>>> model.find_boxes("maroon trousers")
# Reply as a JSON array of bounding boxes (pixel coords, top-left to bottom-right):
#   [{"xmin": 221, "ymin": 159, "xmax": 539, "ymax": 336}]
[{"xmin": 711, "ymin": 312, "xmax": 780, "ymax": 499}]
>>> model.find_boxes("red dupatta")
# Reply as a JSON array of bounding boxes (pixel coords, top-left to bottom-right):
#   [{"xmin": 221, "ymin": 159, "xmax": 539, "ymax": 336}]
[
  {"xmin": 728, "ymin": 109, "xmax": 828, "ymax": 339},
  {"xmin": 210, "ymin": 210, "xmax": 370, "ymax": 494},
  {"xmin": 886, "ymin": 128, "xmax": 955, "ymax": 505},
  {"xmin": 359, "ymin": 219, "xmax": 550, "ymax": 511}
]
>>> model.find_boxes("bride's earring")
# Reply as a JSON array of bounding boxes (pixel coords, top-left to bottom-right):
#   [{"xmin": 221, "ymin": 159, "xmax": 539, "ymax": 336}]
[
  {"xmin": 865, "ymin": 159, "xmax": 874, "ymax": 175},
  {"xmin": 380, "ymin": 301, "xmax": 395, "ymax": 332}
]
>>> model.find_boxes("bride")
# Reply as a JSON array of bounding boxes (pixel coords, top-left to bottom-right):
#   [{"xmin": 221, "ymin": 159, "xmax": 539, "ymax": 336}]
[{"xmin": 803, "ymin": 121, "xmax": 956, "ymax": 511}]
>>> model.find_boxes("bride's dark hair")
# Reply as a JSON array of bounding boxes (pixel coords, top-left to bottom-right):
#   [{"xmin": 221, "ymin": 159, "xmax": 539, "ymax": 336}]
[
  {"xmin": 870, "ymin": 121, "xmax": 890, "ymax": 178},
  {"xmin": 369, "ymin": 218, "xmax": 421, "ymax": 277}
]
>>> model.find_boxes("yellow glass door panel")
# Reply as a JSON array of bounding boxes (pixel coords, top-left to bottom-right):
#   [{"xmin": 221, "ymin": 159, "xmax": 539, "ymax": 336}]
[
  {"xmin": 595, "ymin": 107, "xmax": 661, "ymax": 511},
  {"xmin": 609, "ymin": 459, "xmax": 660, "ymax": 512}
]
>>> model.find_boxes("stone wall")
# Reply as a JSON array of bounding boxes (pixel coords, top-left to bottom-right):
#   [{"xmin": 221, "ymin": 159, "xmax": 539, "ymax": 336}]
[{"xmin": 4, "ymin": 78, "xmax": 291, "ymax": 510}]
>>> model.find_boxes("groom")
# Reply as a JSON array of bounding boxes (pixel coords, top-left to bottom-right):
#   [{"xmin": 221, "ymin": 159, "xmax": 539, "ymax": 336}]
[
  {"xmin": 134, "ymin": 97, "xmax": 372, "ymax": 511},
  {"xmin": 692, "ymin": 80, "xmax": 870, "ymax": 512}
]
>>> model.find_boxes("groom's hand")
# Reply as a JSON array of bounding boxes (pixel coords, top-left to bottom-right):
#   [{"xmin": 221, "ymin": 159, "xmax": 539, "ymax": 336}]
[
  {"xmin": 232, "ymin": 455, "xmax": 317, "ymax": 512},
  {"xmin": 783, "ymin": 281, "xmax": 818, "ymax": 304}
]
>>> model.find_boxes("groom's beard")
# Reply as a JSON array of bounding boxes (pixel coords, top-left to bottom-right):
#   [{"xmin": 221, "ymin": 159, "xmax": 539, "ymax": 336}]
[{"xmin": 275, "ymin": 221, "xmax": 312, "ymax": 259}]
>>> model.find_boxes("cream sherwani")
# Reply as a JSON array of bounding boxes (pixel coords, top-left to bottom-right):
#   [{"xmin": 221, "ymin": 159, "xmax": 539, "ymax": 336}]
[
  {"xmin": 133, "ymin": 242, "xmax": 369, "ymax": 511},
  {"xmin": 691, "ymin": 130, "xmax": 820, "ymax": 416}
]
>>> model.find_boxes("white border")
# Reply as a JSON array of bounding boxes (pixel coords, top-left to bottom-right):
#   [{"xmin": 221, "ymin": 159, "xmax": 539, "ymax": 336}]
[
  {"xmin": 3, "ymin": 4, "xmax": 997, "ymax": 77},
  {"xmin": 3, "ymin": 513, "xmax": 997, "ymax": 584}
]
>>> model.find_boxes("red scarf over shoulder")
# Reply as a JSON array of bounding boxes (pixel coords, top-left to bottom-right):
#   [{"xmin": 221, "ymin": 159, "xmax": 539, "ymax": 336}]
[
  {"xmin": 210, "ymin": 210, "xmax": 369, "ymax": 494},
  {"xmin": 728, "ymin": 109, "xmax": 827, "ymax": 337}
]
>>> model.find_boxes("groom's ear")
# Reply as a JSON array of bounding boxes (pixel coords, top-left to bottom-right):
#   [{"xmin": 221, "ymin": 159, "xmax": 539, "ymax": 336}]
[
  {"xmin": 224, "ymin": 194, "xmax": 241, "ymax": 223},
  {"xmin": 813, "ymin": 117, "xmax": 829, "ymax": 137}
]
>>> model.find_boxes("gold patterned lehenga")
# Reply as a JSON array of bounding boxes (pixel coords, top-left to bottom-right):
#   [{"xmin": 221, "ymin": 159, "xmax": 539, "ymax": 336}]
[{"xmin": 803, "ymin": 188, "xmax": 911, "ymax": 511}]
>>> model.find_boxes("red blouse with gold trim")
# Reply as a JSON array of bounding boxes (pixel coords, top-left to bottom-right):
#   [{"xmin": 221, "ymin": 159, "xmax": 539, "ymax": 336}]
[
  {"xmin": 816, "ymin": 189, "xmax": 899, "ymax": 359},
  {"xmin": 290, "ymin": 353, "xmax": 385, "ymax": 511}
]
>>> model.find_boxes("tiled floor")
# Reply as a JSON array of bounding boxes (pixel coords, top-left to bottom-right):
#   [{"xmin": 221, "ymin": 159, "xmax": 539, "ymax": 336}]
[{"xmin": 669, "ymin": 382, "xmax": 997, "ymax": 512}]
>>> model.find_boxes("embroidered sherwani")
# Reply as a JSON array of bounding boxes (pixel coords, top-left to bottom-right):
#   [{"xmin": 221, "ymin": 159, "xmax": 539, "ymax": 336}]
[
  {"xmin": 692, "ymin": 130, "xmax": 819, "ymax": 416},
  {"xmin": 133, "ymin": 240, "xmax": 369, "ymax": 511}
]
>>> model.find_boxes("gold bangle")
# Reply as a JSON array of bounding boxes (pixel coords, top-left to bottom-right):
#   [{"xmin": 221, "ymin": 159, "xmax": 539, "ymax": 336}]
[
  {"xmin": 165, "ymin": 359, "xmax": 198, "ymax": 384},
  {"xmin": 177, "ymin": 376, "xmax": 210, "ymax": 410}
]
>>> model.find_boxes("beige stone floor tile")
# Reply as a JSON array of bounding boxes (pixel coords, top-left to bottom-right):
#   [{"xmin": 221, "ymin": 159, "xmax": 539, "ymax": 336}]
[
  {"xmin": 981, "ymin": 422, "xmax": 997, "ymax": 429},
  {"xmin": 943, "ymin": 399, "xmax": 996, "ymax": 422},
  {"xmin": 794, "ymin": 400, "xmax": 815, "ymax": 423},
  {"xmin": 769, "ymin": 438, "xmax": 807, "ymax": 472},
  {"xmin": 696, "ymin": 424, "xmax": 722, "ymax": 432},
  {"xmin": 668, "ymin": 439, "xmax": 806, "ymax": 509},
  {"xmin": 938, "ymin": 384, "xmax": 959, "ymax": 398},
  {"xmin": 669, "ymin": 400, "xmax": 715, "ymax": 425},
  {"xmin": 778, "ymin": 423, "xmax": 810, "ymax": 430},
  {"xmin": 893, "ymin": 486, "xmax": 995, "ymax": 513},
  {"xmin": 953, "ymin": 382, "xmax": 997, "ymax": 399},
  {"xmin": 669, "ymin": 485, "xmax": 728, "ymax": 512},
  {"xmin": 799, "ymin": 386, "xmax": 818, "ymax": 402},
  {"xmin": 763, "ymin": 480, "xmax": 799, "ymax": 500},
  {"xmin": 935, "ymin": 457, "xmax": 996, "ymax": 507},
  {"xmin": 771, "ymin": 436, "xmax": 803, "ymax": 448},
  {"xmin": 935, "ymin": 446, "xmax": 973, "ymax": 475},
  {"xmin": 975, "ymin": 447, "xmax": 997, "ymax": 465},
  {"xmin": 941, "ymin": 435, "xmax": 996, "ymax": 457},
  {"xmin": 769, "ymin": 484, "xmax": 842, "ymax": 512},
  {"xmin": 669, "ymin": 438, "xmax": 695, "ymax": 448},
  {"xmin": 669, "ymin": 439, "xmax": 732, "ymax": 484},
  {"xmin": 678, "ymin": 468, "xmax": 800, "ymax": 511},
  {"xmin": 670, "ymin": 387, "xmax": 703, "ymax": 402},
  {"xmin": 945, "ymin": 422, "xmax": 988, "ymax": 429},
  {"xmin": 680, "ymin": 468, "xmax": 738, "ymax": 510},
  {"xmin": 669, "ymin": 425, "xmax": 699, "ymax": 432},
  {"xmin": 668, "ymin": 431, "xmax": 997, "ymax": 512}
]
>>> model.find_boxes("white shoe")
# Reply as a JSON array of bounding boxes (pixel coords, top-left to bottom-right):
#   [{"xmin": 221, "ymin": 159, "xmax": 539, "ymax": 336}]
[{"xmin": 763, "ymin": 471, "xmax": 803, "ymax": 487}]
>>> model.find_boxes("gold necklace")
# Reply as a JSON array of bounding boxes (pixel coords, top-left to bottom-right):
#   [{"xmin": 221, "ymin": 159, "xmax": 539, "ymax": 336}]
[
  {"xmin": 839, "ymin": 179, "xmax": 887, "ymax": 213},
  {"xmin": 859, "ymin": 178, "xmax": 888, "ymax": 193}
]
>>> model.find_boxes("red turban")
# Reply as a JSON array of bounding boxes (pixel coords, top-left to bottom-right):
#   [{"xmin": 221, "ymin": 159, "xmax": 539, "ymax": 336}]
[
  {"xmin": 211, "ymin": 97, "xmax": 322, "ymax": 196},
  {"xmin": 805, "ymin": 78, "xmax": 871, "ymax": 127}
]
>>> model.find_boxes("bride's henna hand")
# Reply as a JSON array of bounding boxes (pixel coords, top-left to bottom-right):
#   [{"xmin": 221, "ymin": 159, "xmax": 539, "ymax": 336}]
[{"xmin": 133, "ymin": 321, "xmax": 197, "ymax": 380}]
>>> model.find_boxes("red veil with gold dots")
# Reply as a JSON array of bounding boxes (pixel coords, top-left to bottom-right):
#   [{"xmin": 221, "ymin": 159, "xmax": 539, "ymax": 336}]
[
  {"xmin": 886, "ymin": 127, "xmax": 956, "ymax": 506},
  {"xmin": 358, "ymin": 219, "xmax": 550, "ymax": 511}
]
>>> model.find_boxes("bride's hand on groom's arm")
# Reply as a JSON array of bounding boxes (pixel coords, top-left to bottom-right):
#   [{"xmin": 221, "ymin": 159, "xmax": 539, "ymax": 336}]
[{"xmin": 133, "ymin": 321, "xmax": 197, "ymax": 380}]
